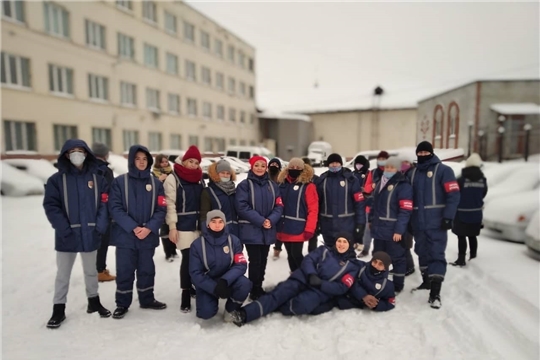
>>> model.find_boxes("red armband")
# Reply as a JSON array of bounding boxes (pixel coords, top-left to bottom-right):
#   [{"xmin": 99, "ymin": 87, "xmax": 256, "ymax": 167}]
[
  {"xmin": 234, "ymin": 253, "xmax": 247, "ymax": 264},
  {"xmin": 157, "ymin": 195, "xmax": 167, "ymax": 206},
  {"xmin": 341, "ymin": 273, "xmax": 354, "ymax": 288},
  {"xmin": 366, "ymin": 206, "xmax": 371, "ymax": 214},
  {"xmin": 275, "ymin": 196, "xmax": 283, "ymax": 206},
  {"xmin": 354, "ymin": 192, "xmax": 364, "ymax": 202},
  {"xmin": 444, "ymin": 181, "xmax": 460, "ymax": 193},
  {"xmin": 101, "ymin": 193, "xmax": 109, "ymax": 203},
  {"xmin": 389, "ymin": 297, "xmax": 396, "ymax": 305},
  {"xmin": 399, "ymin": 200, "xmax": 413, "ymax": 210}
]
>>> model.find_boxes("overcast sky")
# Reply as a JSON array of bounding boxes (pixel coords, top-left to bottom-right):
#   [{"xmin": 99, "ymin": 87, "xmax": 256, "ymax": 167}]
[{"xmin": 188, "ymin": 1, "xmax": 539, "ymax": 112}]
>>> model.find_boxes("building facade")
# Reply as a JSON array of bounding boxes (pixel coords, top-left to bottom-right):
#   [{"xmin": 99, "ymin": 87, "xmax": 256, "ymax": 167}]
[
  {"xmin": 1, "ymin": 0, "xmax": 258, "ymax": 156},
  {"xmin": 416, "ymin": 80, "xmax": 540, "ymax": 160},
  {"xmin": 258, "ymin": 111, "xmax": 311, "ymax": 159}
]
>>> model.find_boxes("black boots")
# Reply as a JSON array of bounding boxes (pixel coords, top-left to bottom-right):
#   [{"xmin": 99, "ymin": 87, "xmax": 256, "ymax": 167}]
[
  {"xmin": 47, "ymin": 304, "xmax": 66, "ymax": 329},
  {"xmin": 112, "ymin": 307, "xmax": 129, "ymax": 319},
  {"xmin": 249, "ymin": 286, "xmax": 266, "ymax": 301},
  {"xmin": 180, "ymin": 289, "xmax": 191, "ymax": 313},
  {"xmin": 411, "ymin": 270, "xmax": 431, "ymax": 292},
  {"xmin": 450, "ymin": 254, "xmax": 466, "ymax": 267},
  {"xmin": 141, "ymin": 299, "xmax": 167, "ymax": 310},
  {"xmin": 230, "ymin": 309, "xmax": 247, "ymax": 327},
  {"xmin": 87, "ymin": 296, "xmax": 111, "ymax": 318},
  {"xmin": 428, "ymin": 278, "xmax": 443, "ymax": 309}
]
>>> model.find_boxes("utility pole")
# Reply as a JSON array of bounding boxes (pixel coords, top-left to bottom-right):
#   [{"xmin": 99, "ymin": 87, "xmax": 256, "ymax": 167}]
[{"xmin": 371, "ymin": 86, "xmax": 384, "ymax": 150}]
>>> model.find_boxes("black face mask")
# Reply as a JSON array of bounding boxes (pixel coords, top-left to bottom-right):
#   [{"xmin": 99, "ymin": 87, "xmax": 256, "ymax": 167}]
[
  {"xmin": 208, "ymin": 228, "xmax": 225, "ymax": 237},
  {"xmin": 370, "ymin": 264, "xmax": 383, "ymax": 275},
  {"xmin": 417, "ymin": 154, "xmax": 434, "ymax": 164},
  {"xmin": 288, "ymin": 169, "xmax": 302, "ymax": 178},
  {"xmin": 269, "ymin": 167, "xmax": 280, "ymax": 176}
]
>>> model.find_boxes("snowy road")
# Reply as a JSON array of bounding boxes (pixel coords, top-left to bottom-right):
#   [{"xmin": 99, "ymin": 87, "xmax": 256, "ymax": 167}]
[{"xmin": 2, "ymin": 196, "xmax": 539, "ymax": 360}]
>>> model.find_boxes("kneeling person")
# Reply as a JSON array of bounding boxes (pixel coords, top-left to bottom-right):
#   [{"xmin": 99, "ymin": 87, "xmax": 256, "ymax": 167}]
[{"xmin": 190, "ymin": 210, "xmax": 252, "ymax": 320}]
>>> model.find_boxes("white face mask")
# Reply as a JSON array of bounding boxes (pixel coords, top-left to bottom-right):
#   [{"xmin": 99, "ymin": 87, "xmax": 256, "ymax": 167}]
[
  {"xmin": 220, "ymin": 177, "xmax": 231, "ymax": 183},
  {"xmin": 69, "ymin": 152, "xmax": 86, "ymax": 166}
]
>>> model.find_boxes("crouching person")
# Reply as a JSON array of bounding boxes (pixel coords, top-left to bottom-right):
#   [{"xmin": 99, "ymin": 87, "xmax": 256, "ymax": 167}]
[
  {"xmin": 230, "ymin": 232, "xmax": 358, "ymax": 326},
  {"xmin": 190, "ymin": 210, "xmax": 252, "ymax": 321},
  {"xmin": 109, "ymin": 145, "xmax": 167, "ymax": 319}
]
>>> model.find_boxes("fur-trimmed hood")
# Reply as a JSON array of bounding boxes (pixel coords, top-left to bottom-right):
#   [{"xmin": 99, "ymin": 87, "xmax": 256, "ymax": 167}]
[
  {"xmin": 207, "ymin": 162, "xmax": 237, "ymax": 183},
  {"xmin": 277, "ymin": 164, "xmax": 314, "ymax": 184}
]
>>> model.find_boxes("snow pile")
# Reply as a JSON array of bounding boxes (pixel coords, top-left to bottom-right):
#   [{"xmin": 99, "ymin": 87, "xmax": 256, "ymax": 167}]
[
  {"xmin": 3, "ymin": 158, "xmax": 57, "ymax": 184},
  {"xmin": 1, "ymin": 161, "xmax": 44, "ymax": 196}
]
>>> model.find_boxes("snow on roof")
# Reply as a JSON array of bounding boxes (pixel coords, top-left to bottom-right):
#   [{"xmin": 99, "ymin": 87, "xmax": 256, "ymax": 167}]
[
  {"xmin": 490, "ymin": 103, "xmax": 540, "ymax": 115},
  {"xmin": 258, "ymin": 110, "xmax": 311, "ymax": 122}
]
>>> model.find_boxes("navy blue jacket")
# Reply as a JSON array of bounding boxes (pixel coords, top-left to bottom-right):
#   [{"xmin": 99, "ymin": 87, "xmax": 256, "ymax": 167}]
[
  {"xmin": 455, "ymin": 167, "xmax": 488, "ymax": 224},
  {"xmin": 370, "ymin": 173, "xmax": 413, "ymax": 241},
  {"xmin": 189, "ymin": 228, "xmax": 247, "ymax": 294},
  {"xmin": 170, "ymin": 172, "xmax": 204, "ymax": 231},
  {"xmin": 204, "ymin": 182, "xmax": 239, "ymax": 237},
  {"xmin": 235, "ymin": 171, "xmax": 284, "ymax": 245},
  {"xmin": 407, "ymin": 155, "xmax": 460, "ymax": 231},
  {"xmin": 43, "ymin": 139, "xmax": 109, "ymax": 253},
  {"xmin": 316, "ymin": 169, "xmax": 366, "ymax": 237},
  {"xmin": 109, "ymin": 145, "xmax": 167, "ymax": 249}
]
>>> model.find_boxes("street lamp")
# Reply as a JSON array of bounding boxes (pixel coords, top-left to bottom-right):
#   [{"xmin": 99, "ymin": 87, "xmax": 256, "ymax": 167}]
[
  {"xmin": 467, "ymin": 121, "xmax": 474, "ymax": 157},
  {"xmin": 498, "ymin": 126, "xmax": 505, "ymax": 163},
  {"xmin": 524, "ymin": 123, "xmax": 532, "ymax": 162}
]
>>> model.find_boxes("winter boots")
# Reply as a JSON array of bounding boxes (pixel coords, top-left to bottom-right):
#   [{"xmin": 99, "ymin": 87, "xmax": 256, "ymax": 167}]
[
  {"xmin": 112, "ymin": 307, "xmax": 129, "ymax": 319},
  {"xmin": 98, "ymin": 269, "xmax": 116, "ymax": 282},
  {"xmin": 428, "ymin": 278, "xmax": 443, "ymax": 309},
  {"xmin": 411, "ymin": 270, "xmax": 431, "ymax": 292},
  {"xmin": 405, "ymin": 267, "xmax": 416, "ymax": 276},
  {"xmin": 230, "ymin": 309, "xmax": 247, "ymax": 327},
  {"xmin": 180, "ymin": 289, "xmax": 191, "ymax": 313},
  {"xmin": 249, "ymin": 286, "xmax": 266, "ymax": 301},
  {"xmin": 140, "ymin": 299, "xmax": 167, "ymax": 310},
  {"xmin": 46, "ymin": 304, "xmax": 66, "ymax": 329},
  {"xmin": 87, "ymin": 296, "xmax": 111, "ymax": 317},
  {"xmin": 450, "ymin": 254, "xmax": 466, "ymax": 267}
]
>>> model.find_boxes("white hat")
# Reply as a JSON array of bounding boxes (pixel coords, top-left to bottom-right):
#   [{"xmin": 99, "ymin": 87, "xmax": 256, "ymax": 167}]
[{"xmin": 466, "ymin": 153, "xmax": 482, "ymax": 168}]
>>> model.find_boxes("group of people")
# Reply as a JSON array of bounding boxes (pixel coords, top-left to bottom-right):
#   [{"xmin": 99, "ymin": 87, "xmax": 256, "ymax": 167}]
[{"xmin": 42, "ymin": 138, "xmax": 488, "ymax": 329}]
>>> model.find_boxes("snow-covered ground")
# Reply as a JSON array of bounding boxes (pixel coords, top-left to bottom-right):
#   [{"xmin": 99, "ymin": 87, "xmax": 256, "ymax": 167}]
[{"xmin": 2, "ymin": 195, "xmax": 539, "ymax": 360}]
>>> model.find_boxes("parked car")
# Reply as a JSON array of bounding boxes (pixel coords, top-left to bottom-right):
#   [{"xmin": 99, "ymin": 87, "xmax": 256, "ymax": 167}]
[
  {"xmin": 484, "ymin": 167, "xmax": 540, "ymax": 204},
  {"xmin": 3, "ymin": 159, "xmax": 57, "ymax": 184},
  {"xmin": 219, "ymin": 156, "xmax": 250, "ymax": 174},
  {"xmin": 307, "ymin": 141, "xmax": 332, "ymax": 166},
  {"xmin": 482, "ymin": 162, "xmax": 528, "ymax": 188},
  {"xmin": 344, "ymin": 150, "xmax": 400, "ymax": 169},
  {"xmin": 525, "ymin": 210, "xmax": 540, "ymax": 260},
  {"xmin": 1, "ymin": 161, "xmax": 44, "ymax": 196},
  {"xmin": 483, "ymin": 189, "xmax": 540, "ymax": 243},
  {"xmin": 225, "ymin": 146, "xmax": 273, "ymax": 162}
]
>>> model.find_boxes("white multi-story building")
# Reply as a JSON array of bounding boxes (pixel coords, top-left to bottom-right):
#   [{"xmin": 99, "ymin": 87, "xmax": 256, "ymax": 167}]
[{"xmin": 1, "ymin": 0, "xmax": 258, "ymax": 156}]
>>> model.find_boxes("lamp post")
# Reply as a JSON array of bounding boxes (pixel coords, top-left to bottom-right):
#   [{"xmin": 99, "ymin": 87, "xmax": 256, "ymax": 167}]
[
  {"xmin": 497, "ymin": 126, "xmax": 505, "ymax": 163},
  {"xmin": 467, "ymin": 121, "xmax": 474, "ymax": 157},
  {"xmin": 477, "ymin": 130, "xmax": 485, "ymax": 159},
  {"xmin": 524, "ymin": 123, "xmax": 532, "ymax": 162}
]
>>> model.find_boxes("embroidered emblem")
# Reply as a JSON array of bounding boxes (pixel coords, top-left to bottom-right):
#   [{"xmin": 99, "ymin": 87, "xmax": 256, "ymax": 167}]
[
  {"xmin": 146, "ymin": 184, "xmax": 152, "ymax": 192},
  {"xmin": 293, "ymin": 185, "xmax": 299, "ymax": 191},
  {"xmin": 223, "ymin": 246, "xmax": 230, "ymax": 254},
  {"xmin": 88, "ymin": 181, "xmax": 94, "ymax": 189},
  {"xmin": 388, "ymin": 185, "xmax": 394, "ymax": 191},
  {"xmin": 375, "ymin": 283, "xmax": 382, "ymax": 290},
  {"xmin": 340, "ymin": 181, "xmax": 345, "ymax": 187},
  {"xmin": 427, "ymin": 171, "xmax": 433, "ymax": 178}
]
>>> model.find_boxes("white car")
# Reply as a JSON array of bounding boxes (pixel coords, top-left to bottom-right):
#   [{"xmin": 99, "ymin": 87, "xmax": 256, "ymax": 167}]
[
  {"xmin": 3, "ymin": 158, "xmax": 57, "ymax": 184},
  {"xmin": 482, "ymin": 162, "xmax": 528, "ymax": 188},
  {"xmin": 219, "ymin": 156, "xmax": 250, "ymax": 174},
  {"xmin": 1, "ymin": 161, "xmax": 44, "ymax": 196},
  {"xmin": 483, "ymin": 167, "xmax": 540, "ymax": 204},
  {"xmin": 525, "ymin": 210, "xmax": 540, "ymax": 260},
  {"xmin": 483, "ymin": 189, "xmax": 540, "ymax": 243}
]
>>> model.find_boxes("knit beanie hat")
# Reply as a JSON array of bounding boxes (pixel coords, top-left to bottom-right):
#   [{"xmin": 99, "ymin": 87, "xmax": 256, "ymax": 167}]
[
  {"xmin": 326, "ymin": 153, "xmax": 343, "ymax": 166},
  {"xmin": 206, "ymin": 209, "xmax": 226, "ymax": 227},
  {"xmin": 268, "ymin": 158, "xmax": 282, "ymax": 169},
  {"xmin": 249, "ymin": 155, "xmax": 267, "ymax": 169},
  {"xmin": 334, "ymin": 232, "xmax": 353, "ymax": 249},
  {"xmin": 371, "ymin": 251, "xmax": 392, "ymax": 271},
  {"xmin": 377, "ymin": 151, "xmax": 390, "ymax": 159},
  {"xmin": 216, "ymin": 160, "xmax": 232, "ymax": 173},
  {"xmin": 182, "ymin": 145, "xmax": 202, "ymax": 163},
  {"xmin": 466, "ymin": 153, "xmax": 482, "ymax": 168},
  {"xmin": 91, "ymin": 142, "xmax": 109, "ymax": 158},
  {"xmin": 288, "ymin": 157, "xmax": 305, "ymax": 170},
  {"xmin": 385, "ymin": 156, "xmax": 402, "ymax": 170},
  {"xmin": 416, "ymin": 141, "xmax": 434, "ymax": 155}
]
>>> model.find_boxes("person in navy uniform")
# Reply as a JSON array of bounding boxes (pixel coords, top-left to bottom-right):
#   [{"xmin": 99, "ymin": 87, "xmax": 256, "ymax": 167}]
[
  {"xmin": 43, "ymin": 139, "xmax": 111, "ymax": 328},
  {"xmin": 108, "ymin": 145, "xmax": 168, "ymax": 319},
  {"xmin": 230, "ymin": 232, "xmax": 359, "ymax": 326},
  {"xmin": 190, "ymin": 210, "xmax": 251, "ymax": 321},
  {"xmin": 370, "ymin": 157, "xmax": 413, "ymax": 293},
  {"xmin": 451, "ymin": 153, "xmax": 488, "ymax": 267},
  {"xmin": 408, "ymin": 141, "xmax": 460, "ymax": 309}
]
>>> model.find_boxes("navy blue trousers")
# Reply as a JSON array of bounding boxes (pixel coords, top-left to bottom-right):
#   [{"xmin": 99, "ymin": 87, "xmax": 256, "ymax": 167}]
[
  {"xmin": 414, "ymin": 229, "xmax": 448, "ymax": 280},
  {"xmin": 195, "ymin": 276, "xmax": 252, "ymax": 319},
  {"xmin": 373, "ymin": 239, "xmax": 406, "ymax": 291},
  {"xmin": 115, "ymin": 247, "xmax": 156, "ymax": 308}
]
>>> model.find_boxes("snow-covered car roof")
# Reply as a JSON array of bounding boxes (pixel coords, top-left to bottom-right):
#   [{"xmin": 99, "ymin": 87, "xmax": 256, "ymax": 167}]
[
  {"xmin": 484, "ymin": 166, "xmax": 540, "ymax": 204},
  {"xmin": 3, "ymin": 158, "xmax": 57, "ymax": 184},
  {"xmin": 484, "ymin": 188, "xmax": 540, "ymax": 226},
  {"xmin": 1, "ymin": 161, "xmax": 44, "ymax": 196},
  {"xmin": 525, "ymin": 210, "xmax": 540, "ymax": 242}
]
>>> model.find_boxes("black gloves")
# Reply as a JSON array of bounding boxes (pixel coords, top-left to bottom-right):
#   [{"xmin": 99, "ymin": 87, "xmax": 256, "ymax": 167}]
[
  {"xmin": 213, "ymin": 279, "xmax": 231, "ymax": 299},
  {"xmin": 309, "ymin": 274, "xmax": 323, "ymax": 288},
  {"xmin": 441, "ymin": 219, "xmax": 453, "ymax": 230},
  {"xmin": 354, "ymin": 224, "xmax": 366, "ymax": 243}
]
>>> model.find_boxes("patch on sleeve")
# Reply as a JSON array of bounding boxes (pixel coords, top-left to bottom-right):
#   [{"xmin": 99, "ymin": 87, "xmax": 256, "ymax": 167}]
[
  {"xmin": 275, "ymin": 196, "xmax": 284, "ymax": 206},
  {"xmin": 399, "ymin": 200, "xmax": 413, "ymax": 210},
  {"xmin": 157, "ymin": 195, "xmax": 167, "ymax": 206},
  {"xmin": 389, "ymin": 297, "xmax": 396, "ymax": 305},
  {"xmin": 353, "ymin": 192, "xmax": 364, "ymax": 202},
  {"xmin": 341, "ymin": 273, "xmax": 354, "ymax": 288},
  {"xmin": 234, "ymin": 253, "xmax": 247, "ymax": 264},
  {"xmin": 101, "ymin": 193, "xmax": 109, "ymax": 203},
  {"xmin": 444, "ymin": 181, "xmax": 460, "ymax": 193}
]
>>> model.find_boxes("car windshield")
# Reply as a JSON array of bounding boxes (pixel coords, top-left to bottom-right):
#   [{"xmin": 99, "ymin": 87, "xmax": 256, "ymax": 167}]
[{"xmin": 309, "ymin": 149, "xmax": 322, "ymax": 154}]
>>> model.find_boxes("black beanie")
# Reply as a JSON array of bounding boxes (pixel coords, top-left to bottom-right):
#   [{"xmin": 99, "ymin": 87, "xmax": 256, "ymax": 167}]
[
  {"xmin": 334, "ymin": 232, "xmax": 353, "ymax": 247},
  {"xmin": 371, "ymin": 251, "xmax": 392, "ymax": 271},
  {"xmin": 326, "ymin": 153, "xmax": 343, "ymax": 166},
  {"xmin": 268, "ymin": 158, "xmax": 282, "ymax": 170},
  {"xmin": 354, "ymin": 155, "xmax": 369, "ymax": 167},
  {"xmin": 416, "ymin": 141, "xmax": 434, "ymax": 155}
]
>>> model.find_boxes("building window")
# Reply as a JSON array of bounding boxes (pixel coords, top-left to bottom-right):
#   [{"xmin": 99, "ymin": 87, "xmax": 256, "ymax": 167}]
[
  {"xmin": 248, "ymin": 57, "xmax": 254, "ymax": 72},
  {"xmin": 216, "ymin": 105, "xmax": 225, "ymax": 121},
  {"xmin": 1, "ymin": 52, "xmax": 31, "ymax": 88},
  {"xmin": 188, "ymin": 135, "xmax": 199, "ymax": 147},
  {"xmin": 3, "ymin": 120, "xmax": 36, "ymax": 151},
  {"xmin": 166, "ymin": 53, "xmax": 178, "ymax": 75},
  {"xmin": 116, "ymin": 0, "xmax": 132, "ymax": 11},
  {"xmin": 92, "ymin": 127, "xmax": 112, "ymax": 148},
  {"xmin": 120, "ymin": 81, "xmax": 136, "ymax": 106},
  {"xmin": 239, "ymin": 111, "xmax": 245, "ymax": 123},
  {"xmin": 217, "ymin": 138, "xmax": 225, "ymax": 152},
  {"xmin": 185, "ymin": 60, "xmax": 196, "ymax": 81},
  {"xmin": 164, "ymin": 11, "xmax": 177, "ymax": 35},
  {"xmin": 183, "ymin": 21, "xmax": 195, "ymax": 42},
  {"xmin": 201, "ymin": 66, "xmax": 211, "ymax": 85},
  {"xmin": 148, "ymin": 132, "xmax": 162, "ymax": 151},
  {"xmin": 2, "ymin": 0, "xmax": 25, "ymax": 23},
  {"xmin": 249, "ymin": 85, "xmax": 255, "ymax": 99},
  {"xmin": 432, "ymin": 104, "xmax": 444, "ymax": 149},
  {"xmin": 123, "ymin": 130, "xmax": 139, "ymax": 151},
  {"xmin": 204, "ymin": 137, "xmax": 213, "ymax": 152},
  {"xmin": 229, "ymin": 108, "xmax": 236, "ymax": 122},
  {"xmin": 85, "ymin": 20, "xmax": 106, "ymax": 50},
  {"xmin": 238, "ymin": 51, "xmax": 245, "ymax": 69},
  {"xmin": 146, "ymin": 88, "xmax": 160, "ymax": 110},
  {"xmin": 239, "ymin": 139, "xmax": 246, "ymax": 146},
  {"xmin": 170, "ymin": 134, "xmax": 182, "ymax": 149},
  {"xmin": 187, "ymin": 98, "xmax": 197, "ymax": 117},
  {"xmin": 88, "ymin": 74, "xmax": 108, "ymax": 101},
  {"xmin": 53, "ymin": 124, "xmax": 78, "ymax": 151},
  {"xmin": 227, "ymin": 45, "xmax": 235, "ymax": 63},
  {"xmin": 144, "ymin": 43, "xmax": 158, "ymax": 68},
  {"xmin": 117, "ymin": 33, "xmax": 135, "ymax": 60},
  {"xmin": 249, "ymin": 140, "xmax": 256, "ymax": 146},
  {"xmin": 216, "ymin": 72, "xmax": 224, "ymax": 90},
  {"xmin": 228, "ymin": 77, "xmax": 235, "ymax": 95},
  {"xmin": 447, "ymin": 102, "xmax": 460, "ymax": 149},
  {"xmin": 214, "ymin": 39, "xmax": 223, "ymax": 58},
  {"xmin": 250, "ymin": 113, "xmax": 256, "ymax": 124},
  {"xmin": 200, "ymin": 30, "xmax": 210, "ymax": 50},
  {"xmin": 142, "ymin": 0, "xmax": 157, "ymax": 23},
  {"xmin": 239, "ymin": 82, "xmax": 246, "ymax": 97},
  {"xmin": 44, "ymin": 2, "xmax": 69, "ymax": 38},
  {"xmin": 203, "ymin": 102, "xmax": 212, "ymax": 120},
  {"xmin": 168, "ymin": 93, "xmax": 180, "ymax": 114},
  {"xmin": 48, "ymin": 64, "xmax": 73, "ymax": 95},
  {"xmin": 229, "ymin": 138, "xmax": 236, "ymax": 146}
]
